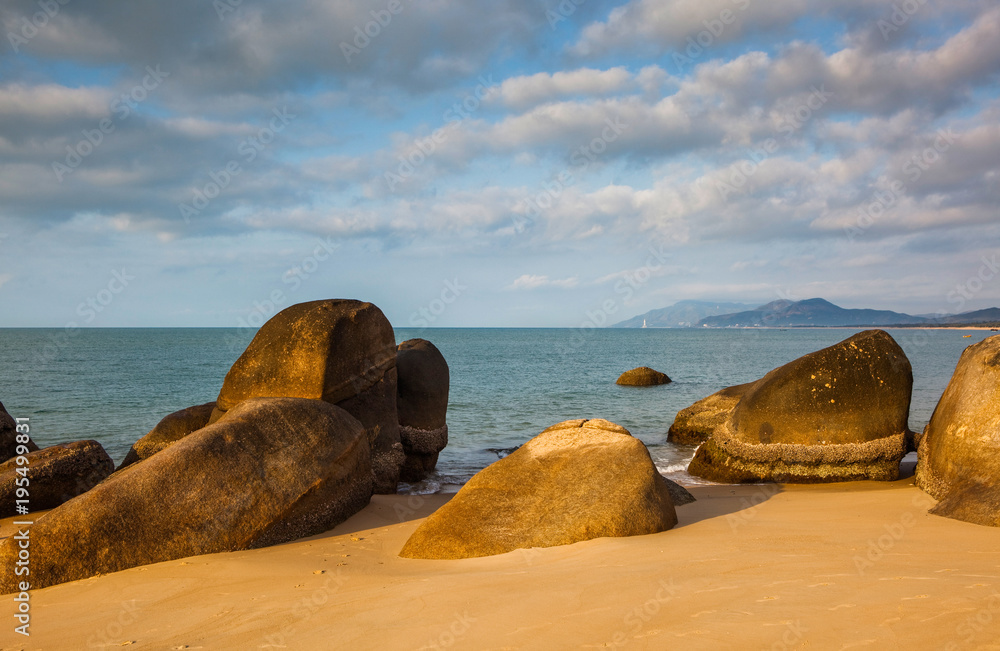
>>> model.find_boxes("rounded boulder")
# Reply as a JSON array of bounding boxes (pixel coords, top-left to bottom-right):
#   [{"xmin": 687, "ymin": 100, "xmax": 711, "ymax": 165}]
[
  {"xmin": 616, "ymin": 367, "xmax": 672, "ymax": 387},
  {"xmin": 396, "ymin": 339, "xmax": 450, "ymax": 482},
  {"xmin": 211, "ymin": 299, "xmax": 402, "ymax": 493},
  {"xmin": 916, "ymin": 335, "xmax": 1000, "ymax": 527},
  {"xmin": 0, "ymin": 397, "xmax": 373, "ymax": 593},
  {"xmin": 688, "ymin": 330, "xmax": 912, "ymax": 483},
  {"xmin": 399, "ymin": 418, "xmax": 677, "ymax": 559}
]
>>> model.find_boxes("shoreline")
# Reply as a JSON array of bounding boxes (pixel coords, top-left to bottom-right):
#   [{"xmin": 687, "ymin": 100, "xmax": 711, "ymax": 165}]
[{"xmin": 4, "ymin": 479, "xmax": 999, "ymax": 649}]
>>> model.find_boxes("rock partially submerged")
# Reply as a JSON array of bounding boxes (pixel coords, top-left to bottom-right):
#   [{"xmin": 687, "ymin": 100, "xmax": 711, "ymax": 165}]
[
  {"xmin": 0, "ymin": 440, "xmax": 113, "ymax": 517},
  {"xmin": 0, "ymin": 397, "xmax": 372, "ymax": 592},
  {"xmin": 916, "ymin": 335, "xmax": 1000, "ymax": 527},
  {"xmin": 667, "ymin": 382, "xmax": 754, "ymax": 445},
  {"xmin": 616, "ymin": 367, "xmax": 672, "ymax": 386},
  {"xmin": 396, "ymin": 339, "xmax": 450, "ymax": 482},
  {"xmin": 118, "ymin": 402, "xmax": 216, "ymax": 470},
  {"xmin": 688, "ymin": 330, "xmax": 912, "ymax": 483},
  {"xmin": 211, "ymin": 299, "xmax": 402, "ymax": 493},
  {"xmin": 400, "ymin": 418, "xmax": 677, "ymax": 559}
]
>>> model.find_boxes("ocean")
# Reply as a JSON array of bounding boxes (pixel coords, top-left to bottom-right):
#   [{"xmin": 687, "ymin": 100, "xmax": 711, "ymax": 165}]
[{"xmin": 0, "ymin": 326, "xmax": 990, "ymax": 493}]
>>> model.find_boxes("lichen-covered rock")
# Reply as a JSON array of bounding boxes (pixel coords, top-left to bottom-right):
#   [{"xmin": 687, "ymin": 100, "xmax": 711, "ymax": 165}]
[
  {"xmin": 616, "ymin": 367, "xmax": 672, "ymax": 386},
  {"xmin": 1, "ymin": 401, "xmax": 38, "ymax": 463},
  {"xmin": 916, "ymin": 335, "xmax": 1000, "ymax": 527},
  {"xmin": 0, "ymin": 398, "xmax": 372, "ymax": 593},
  {"xmin": 396, "ymin": 339, "xmax": 449, "ymax": 482},
  {"xmin": 688, "ymin": 330, "xmax": 912, "ymax": 483},
  {"xmin": 117, "ymin": 402, "xmax": 216, "ymax": 470},
  {"xmin": 667, "ymin": 382, "xmax": 755, "ymax": 445},
  {"xmin": 211, "ymin": 299, "xmax": 402, "ymax": 493},
  {"xmin": 0, "ymin": 440, "xmax": 113, "ymax": 517},
  {"xmin": 399, "ymin": 418, "xmax": 677, "ymax": 559}
]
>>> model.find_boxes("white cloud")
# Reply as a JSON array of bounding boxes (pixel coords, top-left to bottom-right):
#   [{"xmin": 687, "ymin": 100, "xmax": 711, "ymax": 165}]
[{"xmin": 507, "ymin": 274, "xmax": 580, "ymax": 290}]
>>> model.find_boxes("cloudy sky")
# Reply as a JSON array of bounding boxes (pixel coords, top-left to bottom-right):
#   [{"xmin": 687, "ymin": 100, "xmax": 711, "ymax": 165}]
[{"xmin": 1, "ymin": 0, "xmax": 998, "ymax": 327}]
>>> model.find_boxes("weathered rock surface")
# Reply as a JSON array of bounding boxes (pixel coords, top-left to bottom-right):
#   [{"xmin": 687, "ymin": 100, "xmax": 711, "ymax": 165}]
[
  {"xmin": 0, "ymin": 397, "xmax": 372, "ymax": 592},
  {"xmin": 0, "ymin": 440, "xmax": 113, "ymax": 517},
  {"xmin": 399, "ymin": 418, "xmax": 677, "ymax": 559},
  {"xmin": 916, "ymin": 335, "xmax": 1000, "ymax": 527},
  {"xmin": 396, "ymin": 339, "xmax": 449, "ymax": 482},
  {"xmin": 616, "ymin": 367, "xmax": 672, "ymax": 386},
  {"xmin": 210, "ymin": 299, "xmax": 402, "ymax": 493},
  {"xmin": 118, "ymin": 402, "xmax": 216, "ymax": 470},
  {"xmin": 1, "ymin": 401, "xmax": 38, "ymax": 463},
  {"xmin": 667, "ymin": 382, "xmax": 755, "ymax": 445},
  {"xmin": 688, "ymin": 330, "xmax": 912, "ymax": 483}
]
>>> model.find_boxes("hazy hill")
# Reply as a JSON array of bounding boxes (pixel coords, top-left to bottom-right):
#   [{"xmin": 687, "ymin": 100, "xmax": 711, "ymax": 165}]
[
  {"xmin": 613, "ymin": 300, "xmax": 756, "ymax": 328},
  {"xmin": 697, "ymin": 298, "xmax": 926, "ymax": 327}
]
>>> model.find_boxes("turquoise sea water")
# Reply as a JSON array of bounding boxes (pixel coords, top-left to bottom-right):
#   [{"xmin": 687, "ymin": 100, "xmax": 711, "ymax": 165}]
[{"xmin": 0, "ymin": 327, "xmax": 991, "ymax": 492}]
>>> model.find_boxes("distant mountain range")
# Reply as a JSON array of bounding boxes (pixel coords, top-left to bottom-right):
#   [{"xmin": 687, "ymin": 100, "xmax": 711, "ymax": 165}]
[
  {"xmin": 612, "ymin": 300, "xmax": 756, "ymax": 328},
  {"xmin": 613, "ymin": 298, "xmax": 1000, "ymax": 328}
]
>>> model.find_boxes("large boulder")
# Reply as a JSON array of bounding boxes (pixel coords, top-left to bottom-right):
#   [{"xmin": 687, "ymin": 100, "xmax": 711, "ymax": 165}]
[
  {"xmin": 396, "ymin": 339, "xmax": 449, "ymax": 482},
  {"xmin": 616, "ymin": 367, "xmax": 671, "ymax": 386},
  {"xmin": 916, "ymin": 335, "xmax": 1000, "ymax": 527},
  {"xmin": 667, "ymin": 382, "xmax": 755, "ymax": 445},
  {"xmin": 0, "ymin": 397, "xmax": 372, "ymax": 593},
  {"xmin": 0, "ymin": 440, "xmax": 113, "ymax": 517},
  {"xmin": 118, "ymin": 402, "xmax": 216, "ymax": 470},
  {"xmin": 399, "ymin": 419, "xmax": 677, "ymax": 559},
  {"xmin": 1, "ymin": 401, "xmax": 38, "ymax": 463},
  {"xmin": 210, "ymin": 299, "xmax": 402, "ymax": 493},
  {"xmin": 687, "ymin": 330, "xmax": 912, "ymax": 483}
]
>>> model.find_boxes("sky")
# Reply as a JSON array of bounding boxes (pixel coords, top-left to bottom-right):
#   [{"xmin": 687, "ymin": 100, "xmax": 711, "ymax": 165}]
[{"xmin": 1, "ymin": 0, "xmax": 998, "ymax": 328}]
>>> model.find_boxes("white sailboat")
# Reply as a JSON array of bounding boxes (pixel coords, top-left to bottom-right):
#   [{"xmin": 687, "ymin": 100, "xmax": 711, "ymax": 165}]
[{"xmin": 642, "ymin": 319, "xmax": 647, "ymax": 328}]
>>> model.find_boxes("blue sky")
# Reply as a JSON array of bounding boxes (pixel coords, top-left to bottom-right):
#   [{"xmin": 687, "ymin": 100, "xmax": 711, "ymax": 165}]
[{"xmin": 1, "ymin": 0, "xmax": 998, "ymax": 327}]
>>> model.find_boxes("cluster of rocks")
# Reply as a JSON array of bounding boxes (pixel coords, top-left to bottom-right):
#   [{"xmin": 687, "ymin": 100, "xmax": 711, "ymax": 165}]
[
  {"xmin": 1, "ymin": 402, "xmax": 113, "ymax": 518},
  {"xmin": 669, "ymin": 329, "xmax": 1000, "ymax": 527},
  {"xmin": 0, "ymin": 299, "xmax": 451, "ymax": 592}
]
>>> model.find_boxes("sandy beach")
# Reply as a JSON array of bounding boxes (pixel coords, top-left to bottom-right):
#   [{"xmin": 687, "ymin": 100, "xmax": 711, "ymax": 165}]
[{"xmin": 4, "ymin": 471, "xmax": 999, "ymax": 650}]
